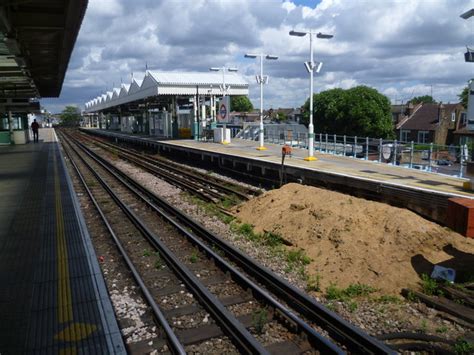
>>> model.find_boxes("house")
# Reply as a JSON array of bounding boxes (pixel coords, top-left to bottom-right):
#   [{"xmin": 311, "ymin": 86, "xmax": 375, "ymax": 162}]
[
  {"xmin": 390, "ymin": 104, "xmax": 409, "ymax": 125},
  {"xmin": 395, "ymin": 103, "xmax": 464, "ymax": 145},
  {"xmin": 265, "ymin": 108, "xmax": 303, "ymax": 122}
]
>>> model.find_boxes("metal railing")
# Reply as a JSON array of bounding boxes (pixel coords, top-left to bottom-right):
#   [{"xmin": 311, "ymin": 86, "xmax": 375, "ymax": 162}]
[{"xmin": 240, "ymin": 130, "xmax": 468, "ymax": 178}]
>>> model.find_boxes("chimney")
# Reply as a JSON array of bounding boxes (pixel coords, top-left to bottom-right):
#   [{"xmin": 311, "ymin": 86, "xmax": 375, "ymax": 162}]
[{"xmin": 438, "ymin": 103, "xmax": 445, "ymax": 124}]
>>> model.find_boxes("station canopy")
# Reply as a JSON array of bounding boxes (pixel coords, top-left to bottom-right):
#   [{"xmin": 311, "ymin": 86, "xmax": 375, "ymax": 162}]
[
  {"xmin": 85, "ymin": 71, "xmax": 249, "ymax": 113},
  {"xmin": 0, "ymin": 0, "xmax": 87, "ymax": 100}
]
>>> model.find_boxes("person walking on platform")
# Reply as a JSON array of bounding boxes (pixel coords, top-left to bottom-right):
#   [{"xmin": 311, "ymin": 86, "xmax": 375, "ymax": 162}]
[{"xmin": 31, "ymin": 119, "xmax": 39, "ymax": 143}]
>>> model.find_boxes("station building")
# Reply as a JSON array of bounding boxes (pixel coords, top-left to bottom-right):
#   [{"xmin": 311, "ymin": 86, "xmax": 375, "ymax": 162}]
[{"xmin": 84, "ymin": 71, "xmax": 249, "ymax": 139}]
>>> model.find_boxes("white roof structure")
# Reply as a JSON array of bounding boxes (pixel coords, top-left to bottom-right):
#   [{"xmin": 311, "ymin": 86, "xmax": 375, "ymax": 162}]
[{"xmin": 85, "ymin": 70, "xmax": 249, "ymax": 112}]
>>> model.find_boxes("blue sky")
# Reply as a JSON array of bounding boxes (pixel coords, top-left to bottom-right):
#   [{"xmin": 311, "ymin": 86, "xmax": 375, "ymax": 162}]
[{"xmin": 42, "ymin": 0, "xmax": 474, "ymax": 113}]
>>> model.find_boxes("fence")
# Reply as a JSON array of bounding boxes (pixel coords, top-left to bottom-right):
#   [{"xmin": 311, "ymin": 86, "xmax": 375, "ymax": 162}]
[{"xmin": 240, "ymin": 129, "xmax": 468, "ymax": 178}]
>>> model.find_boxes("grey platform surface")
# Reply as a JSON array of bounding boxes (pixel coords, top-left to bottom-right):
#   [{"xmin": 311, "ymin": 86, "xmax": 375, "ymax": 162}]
[{"xmin": 0, "ymin": 129, "xmax": 125, "ymax": 354}]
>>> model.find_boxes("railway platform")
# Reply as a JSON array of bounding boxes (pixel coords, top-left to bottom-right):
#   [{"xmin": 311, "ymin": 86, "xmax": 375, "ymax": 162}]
[
  {"xmin": 0, "ymin": 128, "xmax": 125, "ymax": 354},
  {"xmin": 84, "ymin": 128, "xmax": 474, "ymax": 227}
]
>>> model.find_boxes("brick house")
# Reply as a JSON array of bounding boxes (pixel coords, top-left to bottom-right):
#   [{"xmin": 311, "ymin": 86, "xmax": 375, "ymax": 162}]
[{"xmin": 395, "ymin": 103, "xmax": 463, "ymax": 145}]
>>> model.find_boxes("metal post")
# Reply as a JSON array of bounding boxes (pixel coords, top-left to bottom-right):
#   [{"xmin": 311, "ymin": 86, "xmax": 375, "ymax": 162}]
[
  {"xmin": 319, "ymin": 133, "xmax": 322, "ymax": 151},
  {"xmin": 306, "ymin": 32, "xmax": 316, "ymax": 161},
  {"xmin": 428, "ymin": 142, "xmax": 433, "ymax": 172},
  {"xmin": 410, "ymin": 141, "xmax": 414, "ymax": 169},
  {"xmin": 193, "ymin": 92, "xmax": 198, "ymax": 141},
  {"xmin": 353, "ymin": 136, "xmax": 357, "ymax": 158},
  {"xmin": 378, "ymin": 138, "xmax": 382, "ymax": 162},
  {"xmin": 257, "ymin": 54, "xmax": 266, "ymax": 150},
  {"xmin": 8, "ymin": 110, "xmax": 13, "ymax": 144},
  {"xmin": 392, "ymin": 140, "xmax": 397, "ymax": 165},
  {"xmin": 325, "ymin": 133, "xmax": 328, "ymax": 153},
  {"xmin": 333, "ymin": 134, "xmax": 337, "ymax": 154},
  {"xmin": 365, "ymin": 137, "xmax": 369, "ymax": 160},
  {"xmin": 460, "ymin": 144, "xmax": 467, "ymax": 178},
  {"xmin": 344, "ymin": 135, "xmax": 347, "ymax": 156}
]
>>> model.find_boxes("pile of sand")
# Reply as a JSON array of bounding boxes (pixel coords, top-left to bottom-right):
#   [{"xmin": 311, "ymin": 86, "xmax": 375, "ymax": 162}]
[{"xmin": 233, "ymin": 183, "xmax": 474, "ymax": 295}]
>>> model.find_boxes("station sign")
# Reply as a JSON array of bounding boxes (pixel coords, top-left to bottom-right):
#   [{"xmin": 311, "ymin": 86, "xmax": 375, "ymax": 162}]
[{"xmin": 217, "ymin": 96, "xmax": 230, "ymax": 123}]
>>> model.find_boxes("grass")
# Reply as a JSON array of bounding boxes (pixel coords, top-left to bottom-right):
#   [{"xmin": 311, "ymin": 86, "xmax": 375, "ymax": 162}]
[
  {"xmin": 252, "ymin": 307, "xmax": 268, "ymax": 334},
  {"xmin": 189, "ymin": 249, "xmax": 199, "ymax": 263},
  {"xmin": 187, "ymin": 195, "xmax": 235, "ymax": 224},
  {"xmin": 436, "ymin": 325, "xmax": 448, "ymax": 334},
  {"xmin": 420, "ymin": 319, "xmax": 428, "ymax": 333},
  {"xmin": 230, "ymin": 221, "xmax": 313, "ymax": 278},
  {"xmin": 143, "ymin": 249, "xmax": 152, "ymax": 257},
  {"xmin": 376, "ymin": 295, "xmax": 401, "ymax": 304},
  {"xmin": 421, "ymin": 274, "xmax": 443, "ymax": 296},
  {"xmin": 326, "ymin": 283, "xmax": 377, "ymax": 302},
  {"xmin": 306, "ymin": 274, "xmax": 321, "ymax": 292},
  {"xmin": 453, "ymin": 339, "xmax": 474, "ymax": 354}
]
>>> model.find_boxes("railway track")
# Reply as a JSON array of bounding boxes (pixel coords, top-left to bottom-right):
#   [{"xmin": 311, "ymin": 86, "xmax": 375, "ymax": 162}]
[
  {"xmin": 58, "ymin": 130, "xmax": 394, "ymax": 354},
  {"xmin": 74, "ymin": 129, "xmax": 260, "ymax": 204}
]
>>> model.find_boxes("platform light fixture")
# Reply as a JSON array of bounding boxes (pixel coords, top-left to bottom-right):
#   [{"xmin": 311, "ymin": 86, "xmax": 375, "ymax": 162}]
[
  {"xmin": 290, "ymin": 29, "xmax": 333, "ymax": 161},
  {"xmin": 244, "ymin": 52, "xmax": 278, "ymax": 151},
  {"xmin": 460, "ymin": 8, "xmax": 474, "ymax": 19}
]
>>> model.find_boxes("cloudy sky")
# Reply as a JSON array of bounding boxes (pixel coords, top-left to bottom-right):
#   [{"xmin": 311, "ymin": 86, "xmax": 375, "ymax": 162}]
[{"xmin": 42, "ymin": 0, "xmax": 474, "ymax": 113}]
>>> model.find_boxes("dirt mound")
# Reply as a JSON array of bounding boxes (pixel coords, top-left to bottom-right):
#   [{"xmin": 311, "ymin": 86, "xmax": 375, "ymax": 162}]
[{"xmin": 233, "ymin": 183, "xmax": 474, "ymax": 295}]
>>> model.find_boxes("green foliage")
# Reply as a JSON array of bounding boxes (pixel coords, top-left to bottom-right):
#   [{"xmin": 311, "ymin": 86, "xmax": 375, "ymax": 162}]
[
  {"xmin": 276, "ymin": 111, "xmax": 287, "ymax": 122},
  {"xmin": 252, "ymin": 307, "xmax": 268, "ymax": 334},
  {"xmin": 436, "ymin": 325, "xmax": 448, "ymax": 334},
  {"xmin": 189, "ymin": 249, "xmax": 199, "ymax": 263},
  {"xmin": 348, "ymin": 301, "xmax": 358, "ymax": 312},
  {"xmin": 454, "ymin": 339, "xmax": 474, "ymax": 354},
  {"xmin": 154, "ymin": 257, "xmax": 163, "ymax": 269},
  {"xmin": 306, "ymin": 274, "xmax": 321, "ymax": 292},
  {"xmin": 231, "ymin": 96, "xmax": 254, "ymax": 112},
  {"xmin": 326, "ymin": 283, "xmax": 377, "ymax": 301},
  {"xmin": 406, "ymin": 290, "xmax": 419, "ymax": 302},
  {"xmin": 420, "ymin": 319, "xmax": 428, "ymax": 333},
  {"xmin": 376, "ymin": 295, "xmax": 401, "ymax": 304},
  {"xmin": 143, "ymin": 249, "xmax": 152, "ymax": 257},
  {"xmin": 286, "ymin": 249, "xmax": 312, "ymax": 266},
  {"xmin": 302, "ymin": 86, "xmax": 394, "ymax": 139},
  {"xmin": 408, "ymin": 95, "xmax": 436, "ymax": 105},
  {"xmin": 459, "ymin": 86, "xmax": 469, "ymax": 109},
  {"xmin": 421, "ymin": 274, "xmax": 442, "ymax": 296},
  {"xmin": 59, "ymin": 105, "xmax": 81, "ymax": 126}
]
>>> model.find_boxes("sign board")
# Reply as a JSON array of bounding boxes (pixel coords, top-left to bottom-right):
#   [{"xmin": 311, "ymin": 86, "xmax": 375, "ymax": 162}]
[{"xmin": 217, "ymin": 96, "xmax": 230, "ymax": 122}]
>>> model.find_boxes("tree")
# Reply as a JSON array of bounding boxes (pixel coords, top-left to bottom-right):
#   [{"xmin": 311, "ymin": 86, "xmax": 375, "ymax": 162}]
[
  {"xmin": 302, "ymin": 86, "xmax": 394, "ymax": 139},
  {"xmin": 459, "ymin": 86, "xmax": 469, "ymax": 108},
  {"xmin": 408, "ymin": 95, "xmax": 436, "ymax": 105},
  {"xmin": 59, "ymin": 106, "xmax": 81, "ymax": 126},
  {"xmin": 231, "ymin": 96, "xmax": 253, "ymax": 112}
]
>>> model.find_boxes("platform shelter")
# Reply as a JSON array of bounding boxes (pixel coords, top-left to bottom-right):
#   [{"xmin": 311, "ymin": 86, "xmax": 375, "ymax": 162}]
[{"xmin": 84, "ymin": 71, "xmax": 249, "ymax": 139}]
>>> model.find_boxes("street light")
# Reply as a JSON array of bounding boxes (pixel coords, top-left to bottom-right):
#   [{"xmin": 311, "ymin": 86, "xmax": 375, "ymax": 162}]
[
  {"xmin": 290, "ymin": 29, "xmax": 333, "ymax": 161},
  {"xmin": 244, "ymin": 52, "xmax": 278, "ymax": 150},
  {"xmin": 461, "ymin": 8, "xmax": 474, "ymax": 62},
  {"xmin": 209, "ymin": 66, "xmax": 238, "ymax": 97},
  {"xmin": 460, "ymin": 8, "xmax": 474, "ymax": 19}
]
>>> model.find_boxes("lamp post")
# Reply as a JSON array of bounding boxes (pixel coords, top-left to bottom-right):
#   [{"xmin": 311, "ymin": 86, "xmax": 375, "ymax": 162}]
[
  {"xmin": 244, "ymin": 53, "xmax": 278, "ymax": 150},
  {"xmin": 289, "ymin": 29, "xmax": 332, "ymax": 161}
]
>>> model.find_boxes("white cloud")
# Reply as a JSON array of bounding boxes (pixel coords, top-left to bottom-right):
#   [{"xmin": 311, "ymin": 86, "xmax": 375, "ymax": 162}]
[{"xmin": 42, "ymin": 0, "xmax": 474, "ymax": 113}]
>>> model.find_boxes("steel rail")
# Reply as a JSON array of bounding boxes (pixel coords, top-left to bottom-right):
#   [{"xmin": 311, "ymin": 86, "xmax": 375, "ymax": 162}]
[
  {"xmin": 65, "ymin": 133, "xmax": 350, "ymax": 354},
  {"xmin": 66, "ymin": 131, "xmax": 394, "ymax": 354},
  {"xmin": 62, "ymin": 141, "xmax": 186, "ymax": 355},
  {"xmin": 61, "ymin": 133, "xmax": 269, "ymax": 355},
  {"xmin": 82, "ymin": 132, "xmax": 257, "ymax": 200}
]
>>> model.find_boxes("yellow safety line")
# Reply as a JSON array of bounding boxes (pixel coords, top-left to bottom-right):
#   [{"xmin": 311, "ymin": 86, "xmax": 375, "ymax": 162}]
[{"xmin": 53, "ymin": 153, "xmax": 73, "ymax": 323}]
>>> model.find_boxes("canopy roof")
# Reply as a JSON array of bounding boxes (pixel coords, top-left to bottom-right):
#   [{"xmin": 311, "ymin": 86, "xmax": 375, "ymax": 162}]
[
  {"xmin": 85, "ymin": 71, "xmax": 249, "ymax": 112},
  {"xmin": 0, "ymin": 0, "xmax": 88, "ymax": 99}
]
